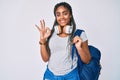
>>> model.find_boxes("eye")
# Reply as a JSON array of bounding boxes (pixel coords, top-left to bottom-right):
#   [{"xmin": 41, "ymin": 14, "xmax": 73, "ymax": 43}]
[
  {"xmin": 65, "ymin": 12, "xmax": 68, "ymax": 15},
  {"xmin": 56, "ymin": 13, "xmax": 60, "ymax": 17},
  {"xmin": 63, "ymin": 12, "xmax": 69, "ymax": 16}
]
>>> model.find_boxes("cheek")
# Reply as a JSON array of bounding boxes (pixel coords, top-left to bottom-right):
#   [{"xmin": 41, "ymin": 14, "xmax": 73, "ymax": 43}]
[
  {"xmin": 56, "ymin": 17, "xmax": 60, "ymax": 21},
  {"xmin": 66, "ymin": 17, "xmax": 71, "ymax": 22},
  {"xmin": 65, "ymin": 15, "xmax": 71, "ymax": 20}
]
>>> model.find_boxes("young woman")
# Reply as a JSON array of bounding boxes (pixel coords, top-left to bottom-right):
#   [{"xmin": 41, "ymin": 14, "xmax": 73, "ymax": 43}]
[{"xmin": 35, "ymin": 2, "xmax": 91, "ymax": 80}]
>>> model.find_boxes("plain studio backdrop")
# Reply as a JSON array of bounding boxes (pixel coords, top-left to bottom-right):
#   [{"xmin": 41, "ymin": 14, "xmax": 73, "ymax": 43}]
[{"xmin": 0, "ymin": 0, "xmax": 120, "ymax": 80}]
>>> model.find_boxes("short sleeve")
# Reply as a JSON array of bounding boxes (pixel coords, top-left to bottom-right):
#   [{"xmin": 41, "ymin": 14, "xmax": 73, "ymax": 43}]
[{"xmin": 80, "ymin": 31, "xmax": 88, "ymax": 42}]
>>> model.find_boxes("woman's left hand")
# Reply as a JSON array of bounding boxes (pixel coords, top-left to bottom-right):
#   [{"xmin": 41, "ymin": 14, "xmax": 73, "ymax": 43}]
[{"xmin": 72, "ymin": 36, "xmax": 82, "ymax": 49}]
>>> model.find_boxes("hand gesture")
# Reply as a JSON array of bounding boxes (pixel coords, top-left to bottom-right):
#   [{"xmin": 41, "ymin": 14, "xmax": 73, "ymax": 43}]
[
  {"xmin": 35, "ymin": 20, "xmax": 51, "ymax": 43},
  {"xmin": 72, "ymin": 36, "xmax": 82, "ymax": 49}
]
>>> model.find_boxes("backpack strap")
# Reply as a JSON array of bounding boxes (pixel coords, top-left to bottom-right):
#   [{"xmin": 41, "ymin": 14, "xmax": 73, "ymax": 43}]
[
  {"xmin": 72, "ymin": 29, "xmax": 84, "ymax": 66},
  {"xmin": 73, "ymin": 29, "xmax": 84, "ymax": 37}
]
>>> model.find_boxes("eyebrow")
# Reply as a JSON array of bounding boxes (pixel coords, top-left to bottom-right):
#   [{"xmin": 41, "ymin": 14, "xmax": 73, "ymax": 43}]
[{"xmin": 56, "ymin": 10, "xmax": 69, "ymax": 14}]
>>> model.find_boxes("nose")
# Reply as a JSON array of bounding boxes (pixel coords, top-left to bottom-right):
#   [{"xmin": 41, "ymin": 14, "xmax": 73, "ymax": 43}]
[{"xmin": 60, "ymin": 14, "xmax": 64, "ymax": 19}]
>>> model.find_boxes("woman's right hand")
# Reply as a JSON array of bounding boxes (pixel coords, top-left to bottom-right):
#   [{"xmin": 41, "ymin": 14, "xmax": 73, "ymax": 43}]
[{"xmin": 35, "ymin": 20, "xmax": 51, "ymax": 43}]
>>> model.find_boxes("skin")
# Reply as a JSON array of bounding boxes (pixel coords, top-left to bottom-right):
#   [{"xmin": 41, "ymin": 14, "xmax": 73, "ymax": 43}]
[
  {"xmin": 35, "ymin": 20, "xmax": 51, "ymax": 62},
  {"xmin": 35, "ymin": 6, "xmax": 91, "ymax": 64}
]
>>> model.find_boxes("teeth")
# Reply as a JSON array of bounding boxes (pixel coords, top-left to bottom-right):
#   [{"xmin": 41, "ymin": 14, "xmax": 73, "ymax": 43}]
[{"xmin": 61, "ymin": 20, "xmax": 65, "ymax": 23}]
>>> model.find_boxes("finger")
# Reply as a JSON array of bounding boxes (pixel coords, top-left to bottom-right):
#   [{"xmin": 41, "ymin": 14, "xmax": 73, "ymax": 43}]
[
  {"xmin": 43, "ymin": 20, "xmax": 45, "ymax": 28},
  {"xmin": 40, "ymin": 20, "xmax": 44, "ymax": 29},
  {"xmin": 35, "ymin": 24, "xmax": 41, "ymax": 31},
  {"xmin": 72, "ymin": 36, "xmax": 80, "ymax": 44},
  {"xmin": 46, "ymin": 27, "xmax": 51, "ymax": 33},
  {"xmin": 72, "ymin": 39, "xmax": 79, "ymax": 44},
  {"xmin": 72, "ymin": 38, "xmax": 76, "ymax": 44},
  {"xmin": 40, "ymin": 20, "xmax": 45, "ymax": 29}
]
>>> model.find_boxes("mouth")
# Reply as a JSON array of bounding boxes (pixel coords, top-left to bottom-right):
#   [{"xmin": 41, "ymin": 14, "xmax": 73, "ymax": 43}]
[{"xmin": 59, "ymin": 19, "xmax": 66, "ymax": 24}]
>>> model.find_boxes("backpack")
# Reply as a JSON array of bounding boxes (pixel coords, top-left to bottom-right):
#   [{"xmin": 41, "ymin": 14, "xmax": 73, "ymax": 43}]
[{"xmin": 72, "ymin": 29, "xmax": 101, "ymax": 80}]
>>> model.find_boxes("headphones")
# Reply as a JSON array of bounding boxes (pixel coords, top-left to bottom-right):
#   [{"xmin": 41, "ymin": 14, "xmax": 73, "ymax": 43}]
[{"xmin": 54, "ymin": 25, "xmax": 73, "ymax": 35}]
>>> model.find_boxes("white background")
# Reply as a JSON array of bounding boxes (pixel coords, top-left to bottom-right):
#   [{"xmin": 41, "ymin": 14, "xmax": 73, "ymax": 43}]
[{"xmin": 0, "ymin": 0, "xmax": 120, "ymax": 80}]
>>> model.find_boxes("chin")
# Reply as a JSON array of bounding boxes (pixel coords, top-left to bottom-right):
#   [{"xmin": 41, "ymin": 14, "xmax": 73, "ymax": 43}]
[{"xmin": 59, "ymin": 24, "xmax": 67, "ymax": 27}]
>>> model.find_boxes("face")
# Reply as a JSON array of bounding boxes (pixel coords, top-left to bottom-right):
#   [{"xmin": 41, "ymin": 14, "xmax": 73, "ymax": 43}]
[{"xmin": 55, "ymin": 6, "xmax": 71, "ymax": 27}]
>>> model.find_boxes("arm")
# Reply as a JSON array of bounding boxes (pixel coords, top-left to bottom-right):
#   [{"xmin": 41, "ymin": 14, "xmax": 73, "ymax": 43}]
[
  {"xmin": 35, "ymin": 20, "xmax": 51, "ymax": 62},
  {"xmin": 39, "ymin": 42, "xmax": 50, "ymax": 62},
  {"xmin": 73, "ymin": 36, "xmax": 91, "ymax": 64}
]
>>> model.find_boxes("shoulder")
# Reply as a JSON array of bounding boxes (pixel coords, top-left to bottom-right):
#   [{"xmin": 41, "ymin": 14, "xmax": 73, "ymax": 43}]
[
  {"xmin": 75, "ymin": 29, "xmax": 85, "ymax": 33},
  {"xmin": 74, "ymin": 29, "xmax": 85, "ymax": 36}
]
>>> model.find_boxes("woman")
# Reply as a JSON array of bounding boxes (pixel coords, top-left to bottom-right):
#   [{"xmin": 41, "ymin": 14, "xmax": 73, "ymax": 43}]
[{"xmin": 35, "ymin": 2, "xmax": 91, "ymax": 80}]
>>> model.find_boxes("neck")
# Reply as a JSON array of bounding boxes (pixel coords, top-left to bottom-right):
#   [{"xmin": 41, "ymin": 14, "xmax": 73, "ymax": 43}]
[
  {"xmin": 59, "ymin": 25, "xmax": 67, "ymax": 34},
  {"xmin": 58, "ymin": 33, "xmax": 70, "ymax": 37}
]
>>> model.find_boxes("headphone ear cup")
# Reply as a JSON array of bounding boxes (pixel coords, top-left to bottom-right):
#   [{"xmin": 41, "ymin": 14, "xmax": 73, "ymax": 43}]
[
  {"xmin": 65, "ymin": 25, "xmax": 73, "ymax": 34},
  {"xmin": 54, "ymin": 25, "xmax": 73, "ymax": 34},
  {"xmin": 54, "ymin": 25, "xmax": 60, "ymax": 34}
]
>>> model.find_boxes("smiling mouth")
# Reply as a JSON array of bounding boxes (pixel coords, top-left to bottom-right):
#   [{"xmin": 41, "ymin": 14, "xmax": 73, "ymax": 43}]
[{"xmin": 60, "ymin": 20, "xmax": 66, "ymax": 23}]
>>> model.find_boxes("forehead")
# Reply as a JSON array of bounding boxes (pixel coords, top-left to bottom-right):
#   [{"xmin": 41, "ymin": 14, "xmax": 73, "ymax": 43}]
[{"xmin": 55, "ymin": 6, "xmax": 69, "ymax": 13}]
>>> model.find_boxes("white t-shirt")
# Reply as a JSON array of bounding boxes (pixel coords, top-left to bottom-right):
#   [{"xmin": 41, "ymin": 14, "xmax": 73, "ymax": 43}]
[{"xmin": 48, "ymin": 31, "xmax": 87, "ymax": 75}]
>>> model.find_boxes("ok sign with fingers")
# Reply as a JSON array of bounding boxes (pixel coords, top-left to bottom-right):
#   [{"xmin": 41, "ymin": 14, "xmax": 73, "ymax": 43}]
[{"xmin": 35, "ymin": 20, "xmax": 51, "ymax": 44}]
